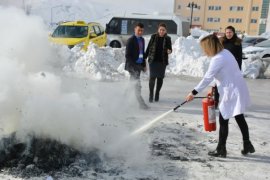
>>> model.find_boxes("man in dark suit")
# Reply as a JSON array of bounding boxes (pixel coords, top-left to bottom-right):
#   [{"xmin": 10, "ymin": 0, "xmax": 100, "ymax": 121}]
[{"xmin": 125, "ymin": 23, "xmax": 148, "ymax": 109}]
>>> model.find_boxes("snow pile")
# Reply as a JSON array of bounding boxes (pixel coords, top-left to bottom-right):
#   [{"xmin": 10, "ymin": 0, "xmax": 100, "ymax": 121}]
[
  {"xmin": 69, "ymin": 36, "xmax": 265, "ymax": 80},
  {"xmin": 69, "ymin": 36, "xmax": 211, "ymax": 80},
  {"xmin": 190, "ymin": 27, "xmax": 209, "ymax": 39},
  {"xmin": 72, "ymin": 44, "xmax": 128, "ymax": 80},
  {"xmin": 242, "ymin": 58, "xmax": 264, "ymax": 79},
  {"xmin": 167, "ymin": 37, "xmax": 210, "ymax": 77}
]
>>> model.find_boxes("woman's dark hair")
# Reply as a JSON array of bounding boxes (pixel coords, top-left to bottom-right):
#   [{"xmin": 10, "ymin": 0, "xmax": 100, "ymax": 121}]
[
  {"xmin": 158, "ymin": 23, "xmax": 167, "ymax": 29},
  {"xmin": 226, "ymin": 26, "xmax": 236, "ymax": 34},
  {"xmin": 135, "ymin": 22, "xmax": 144, "ymax": 29},
  {"xmin": 220, "ymin": 25, "xmax": 242, "ymax": 45}
]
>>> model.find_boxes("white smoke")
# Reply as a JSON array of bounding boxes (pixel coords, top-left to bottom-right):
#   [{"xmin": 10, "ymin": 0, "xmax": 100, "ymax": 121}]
[{"xmin": 0, "ymin": 6, "xmax": 149, "ymax": 165}]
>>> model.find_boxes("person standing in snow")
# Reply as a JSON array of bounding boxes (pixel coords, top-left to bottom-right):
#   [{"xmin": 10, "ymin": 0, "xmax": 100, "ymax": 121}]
[
  {"xmin": 220, "ymin": 26, "xmax": 243, "ymax": 69},
  {"xmin": 214, "ymin": 26, "xmax": 243, "ymax": 108},
  {"xmin": 185, "ymin": 34, "xmax": 255, "ymax": 158},
  {"xmin": 125, "ymin": 23, "xmax": 148, "ymax": 109},
  {"xmin": 145, "ymin": 23, "xmax": 172, "ymax": 102}
]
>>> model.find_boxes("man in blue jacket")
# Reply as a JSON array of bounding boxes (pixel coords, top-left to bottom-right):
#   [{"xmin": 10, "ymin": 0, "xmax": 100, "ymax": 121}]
[{"xmin": 125, "ymin": 23, "xmax": 148, "ymax": 109}]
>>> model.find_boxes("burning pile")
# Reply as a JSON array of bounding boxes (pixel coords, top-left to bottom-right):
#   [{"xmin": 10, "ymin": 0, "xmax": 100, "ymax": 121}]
[{"xmin": 0, "ymin": 133, "xmax": 106, "ymax": 178}]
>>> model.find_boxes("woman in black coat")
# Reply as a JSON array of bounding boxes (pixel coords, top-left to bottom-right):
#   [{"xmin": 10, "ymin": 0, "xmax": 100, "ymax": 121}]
[
  {"xmin": 145, "ymin": 23, "xmax": 172, "ymax": 102},
  {"xmin": 220, "ymin": 26, "xmax": 242, "ymax": 69}
]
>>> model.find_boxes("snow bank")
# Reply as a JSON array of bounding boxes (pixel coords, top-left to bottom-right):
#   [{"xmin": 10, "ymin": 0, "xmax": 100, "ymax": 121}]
[
  {"xmin": 190, "ymin": 27, "xmax": 209, "ymax": 39},
  {"xmin": 72, "ymin": 43, "xmax": 128, "ymax": 80},
  {"xmin": 66, "ymin": 36, "xmax": 211, "ymax": 80},
  {"xmin": 68, "ymin": 36, "xmax": 265, "ymax": 80},
  {"xmin": 167, "ymin": 37, "xmax": 210, "ymax": 77},
  {"xmin": 242, "ymin": 58, "xmax": 264, "ymax": 79}
]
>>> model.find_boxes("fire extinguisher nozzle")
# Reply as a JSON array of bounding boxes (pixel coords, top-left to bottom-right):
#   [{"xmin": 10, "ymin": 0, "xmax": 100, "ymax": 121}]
[
  {"xmin": 173, "ymin": 101, "xmax": 187, "ymax": 111},
  {"xmin": 173, "ymin": 105, "xmax": 180, "ymax": 111}
]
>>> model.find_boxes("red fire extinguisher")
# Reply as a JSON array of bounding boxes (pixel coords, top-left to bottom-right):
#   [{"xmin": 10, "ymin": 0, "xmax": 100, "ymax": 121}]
[{"xmin": 202, "ymin": 91, "xmax": 216, "ymax": 132}]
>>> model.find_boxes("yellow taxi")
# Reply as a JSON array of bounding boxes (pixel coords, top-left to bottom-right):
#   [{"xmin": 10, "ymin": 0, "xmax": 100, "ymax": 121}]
[{"xmin": 50, "ymin": 21, "xmax": 107, "ymax": 50}]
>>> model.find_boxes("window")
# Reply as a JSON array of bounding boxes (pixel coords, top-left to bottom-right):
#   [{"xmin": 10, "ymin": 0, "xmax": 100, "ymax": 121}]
[
  {"xmin": 193, "ymin": 17, "xmax": 200, "ymax": 22},
  {"xmin": 236, "ymin": 18, "xmax": 242, "ymax": 23},
  {"xmin": 252, "ymin": 6, "xmax": 259, "ymax": 11},
  {"xmin": 120, "ymin": 20, "xmax": 128, "ymax": 35},
  {"xmin": 237, "ymin": 6, "xmax": 244, "ymax": 11},
  {"xmin": 214, "ymin": 18, "xmax": 220, "ymax": 22},
  {"xmin": 178, "ymin": 5, "xmax": 181, "ymax": 9},
  {"xmin": 206, "ymin": 29, "xmax": 219, "ymax": 32},
  {"xmin": 230, "ymin": 6, "xmax": 243, "ymax": 11},
  {"xmin": 251, "ymin": 19, "xmax": 257, "ymax": 23},
  {"xmin": 230, "ymin": 6, "xmax": 237, "ymax": 11},
  {"xmin": 142, "ymin": 19, "xmax": 159, "ymax": 35},
  {"xmin": 228, "ymin": 18, "xmax": 242, "ymax": 23},
  {"xmin": 207, "ymin": 17, "xmax": 220, "ymax": 22},
  {"xmin": 228, "ymin": 18, "xmax": 235, "ymax": 23},
  {"xmin": 93, "ymin": 25, "xmax": 101, "ymax": 36},
  {"xmin": 215, "ymin": 6, "xmax": 221, "ymax": 10},
  {"xmin": 106, "ymin": 18, "xmax": 121, "ymax": 34},
  {"xmin": 99, "ymin": 25, "xmax": 105, "ymax": 35},
  {"xmin": 208, "ymin": 6, "xmax": 221, "ymax": 10},
  {"xmin": 260, "ymin": 19, "xmax": 267, "ymax": 24},
  {"xmin": 52, "ymin": 25, "xmax": 88, "ymax": 38},
  {"xmin": 261, "ymin": 0, "xmax": 270, "ymax": 19},
  {"xmin": 163, "ymin": 20, "xmax": 177, "ymax": 34}
]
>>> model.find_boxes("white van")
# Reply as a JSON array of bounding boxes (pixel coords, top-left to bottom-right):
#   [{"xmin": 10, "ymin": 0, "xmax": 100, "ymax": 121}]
[{"xmin": 105, "ymin": 13, "xmax": 190, "ymax": 48}]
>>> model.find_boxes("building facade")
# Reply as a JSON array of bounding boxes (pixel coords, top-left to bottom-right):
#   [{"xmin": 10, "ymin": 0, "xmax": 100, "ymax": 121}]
[{"xmin": 174, "ymin": 0, "xmax": 270, "ymax": 35}]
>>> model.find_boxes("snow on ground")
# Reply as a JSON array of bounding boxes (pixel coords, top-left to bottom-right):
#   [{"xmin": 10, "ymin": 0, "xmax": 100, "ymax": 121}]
[{"xmin": 1, "ymin": 77, "xmax": 270, "ymax": 180}]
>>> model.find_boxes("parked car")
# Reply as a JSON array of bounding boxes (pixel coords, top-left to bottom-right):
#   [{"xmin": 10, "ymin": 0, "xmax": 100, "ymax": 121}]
[
  {"xmin": 242, "ymin": 39, "xmax": 270, "ymax": 59},
  {"xmin": 242, "ymin": 36, "xmax": 268, "ymax": 48},
  {"xmin": 50, "ymin": 21, "xmax": 107, "ymax": 50},
  {"xmin": 105, "ymin": 13, "xmax": 190, "ymax": 48},
  {"xmin": 259, "ymin": 48, "xmax": 270, "ymax": 59}
]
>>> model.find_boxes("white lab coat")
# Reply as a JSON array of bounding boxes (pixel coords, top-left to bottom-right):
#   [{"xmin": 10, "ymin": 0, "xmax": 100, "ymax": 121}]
[{"xmin": 194, "ymin": 49, "xmax": 251, "ymax": 119}]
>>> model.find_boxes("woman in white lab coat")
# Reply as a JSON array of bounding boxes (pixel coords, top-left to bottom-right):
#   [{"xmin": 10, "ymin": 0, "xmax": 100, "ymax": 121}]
[{"xmin": 185, "ymin": 34, "xmax": 255, "ymax": 158}]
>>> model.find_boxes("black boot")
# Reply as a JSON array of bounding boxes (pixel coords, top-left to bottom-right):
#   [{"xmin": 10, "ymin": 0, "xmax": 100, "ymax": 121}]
[
  {"xmin": 208, "ymin": 144, "xmax": 227, "ymax": 158},
  {"xmin": 241, "ymin": 140, "xmax": 255, "ymax": 155},
  {"xmin": 149, "ymin": 94, "xmax": 153, "ymax": 103},
  {"xmin": 155, "ymin": 78, "xmax": 163, "ymax": 102},
  {"xmin": 154, "ymin": 93, "xmax": 159, "ymax": 102},
  {"xmin": 149, "ymin": 78, "xmax": 155, "ymax": 103}
]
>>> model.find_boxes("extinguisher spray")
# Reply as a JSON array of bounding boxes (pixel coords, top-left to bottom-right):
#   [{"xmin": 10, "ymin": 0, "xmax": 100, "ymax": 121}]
[{"xmin": 202, "ymin": 87, "xmax": 216, "ymax": 132}]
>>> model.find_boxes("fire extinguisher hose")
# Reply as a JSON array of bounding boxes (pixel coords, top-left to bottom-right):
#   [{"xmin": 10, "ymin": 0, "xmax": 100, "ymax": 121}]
[{"xmin": 173, "ymin": 96, "xmax": 208, "ymax": 111}]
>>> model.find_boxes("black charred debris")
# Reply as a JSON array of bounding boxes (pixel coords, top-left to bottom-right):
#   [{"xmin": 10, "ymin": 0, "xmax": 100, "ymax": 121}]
[{"xmin": 0, "ymin": 133, "xmax": 106, "ymax": 178}]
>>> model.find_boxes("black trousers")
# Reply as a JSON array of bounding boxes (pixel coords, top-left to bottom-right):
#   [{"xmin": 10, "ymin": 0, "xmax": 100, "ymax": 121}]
[
  {"xmin": 149, "ymin": 77, "xmax": 163, "ymax": 97},
  {"xmin": 219, "ymin": 113, "xmax": 250, "ymax": 146},
  {"xmin": 129, "ymin": 70, "xmax": 146, "ymax": 105}
]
